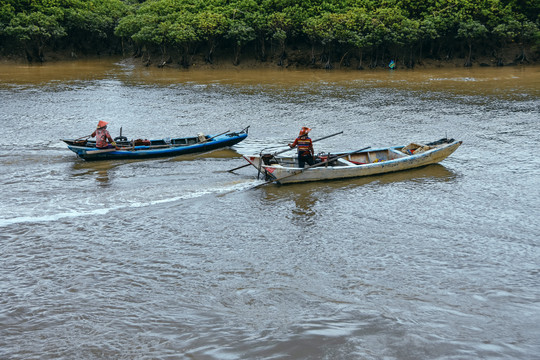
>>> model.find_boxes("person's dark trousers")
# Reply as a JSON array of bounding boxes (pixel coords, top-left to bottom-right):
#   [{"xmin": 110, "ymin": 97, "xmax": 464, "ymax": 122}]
[{"xmin": 298, "ymin": 153, "xmax": 314, "ymax": 168}]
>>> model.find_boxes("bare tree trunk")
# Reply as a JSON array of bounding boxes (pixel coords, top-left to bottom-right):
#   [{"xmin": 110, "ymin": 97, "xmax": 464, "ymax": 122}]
[
  {"xmin": 204, "ymin": 39, "xmax": 219, "ymax": 64},
  {"xmin": 357, "ymin": 49, "xmax": 364, "ymax": 70},
  {"xmin": 464, "ymin": 42, "xmax": 472, "ymax": 67},
  {"xmin": 258, "ymin": 36, "xmax": 266, "ymax": 62},
  {"xmin": 143, "ymin": 51, "xmax": 151, "ymax": 67},
  {"xmin": 158, "ymin": 44, "xmax": 168, "ymax": 67},
  {"xmin": 233, "ymin": 44, "xmax": 241, "ymax": 66},
  {"xmin": 339, "ymin": 51, "xmax": 349, "ymax": 68},
  {"xmin": 417, "ymin": 42, "xmax": 423, "ymax": 65},
  {"xmin": 324, "ymin": 55, "xmax": 332, "ymax": 69},
  {"xmin": 177, "ymin": 44, "xmax": 191, "ymax": 68},
  {"xmin": 516, "ymin": 21, "xmax": 529, "ymax": 63},
  {"xmin": 371, "ymin": 46, "xmax": 379, "ymax": 68},
  {"xmin": 409, "ymin": 46, "xmax": 415, "ymax": 68}
]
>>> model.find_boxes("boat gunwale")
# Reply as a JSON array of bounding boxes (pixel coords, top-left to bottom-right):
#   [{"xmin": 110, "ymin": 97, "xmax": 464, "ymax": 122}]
[
  {"xmin": 255, "ymin": 141, "xmax": 462, "ymax": 172},
  {"xmin": 63, "ymin": 129, "xmax": 248, "ymax": 160}
]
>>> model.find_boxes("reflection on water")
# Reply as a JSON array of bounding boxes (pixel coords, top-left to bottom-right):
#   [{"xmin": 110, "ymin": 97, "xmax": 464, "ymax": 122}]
[
  {"xmin": 0, "ymin": 58, "xmax": 538, "ymax": 99},
  {"xmin": 0, "ymin": 57, "xmax": 124, "ymax": 84},
  {"xmin": 345, "ymin": 163, "xmax": 458, "ymax": 186},
  {"xmin": 261, "ymin": 164, "xmax": 457, "ymax": 200},
  {"xmin": 71, "ymin": 160, "xmax": 119, "ymax": 186},
  {"xmin": 95, "ymin": 169, "xmax": 110, "ymax": 185},
  {"xmin": 167, "ymin": 148, "xmax": 244, "ymax": 161},
  {"xmin": 259, "ymin": 164, "xmax": 458, "ymax": 227},
  {"xmin": 290, "ymin": 192, "xmax": 318, "ymax": 226}
]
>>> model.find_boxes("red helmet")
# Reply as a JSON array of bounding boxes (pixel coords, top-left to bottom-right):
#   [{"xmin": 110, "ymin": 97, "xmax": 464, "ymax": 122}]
[
  {"xmin": 97, "ymin": 120, "xmax": 109, "ymax": 128},
  {"xmin": 299, "ymin": 127, "xmax": 311, "ymax": 136}
]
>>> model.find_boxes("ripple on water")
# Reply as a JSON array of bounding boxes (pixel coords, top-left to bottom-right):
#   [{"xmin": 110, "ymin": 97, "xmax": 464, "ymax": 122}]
[{"xmin": 1, "ymin": 62, "xmax": 539, "ymax": 359}]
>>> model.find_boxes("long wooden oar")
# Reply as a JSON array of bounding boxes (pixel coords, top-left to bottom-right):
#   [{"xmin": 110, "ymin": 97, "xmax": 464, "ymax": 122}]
[
  {"xmin": 84, "ymin": 147, "xmax": 121, "ymax": 154},
  {"xmin": 227, "ymin": 131, "xmax": 344, "ymax": 173},
  {"xmin": 227, "ymin": 162, "xmax": 252, "ymax": 172},
  {"xmin": 251, "ymin": 146, "xmax": 371, "ymax": 189},
  {"xmin": 200, "ymin": 130, "xmax": 230, "ymax": 143},
  {"xmin": 274, "ymin": 131, "xmax": 344, "ymax": 156},
  {"xmin": 75, "ymin": 134, "xmax": 93, "ymax": 141}
]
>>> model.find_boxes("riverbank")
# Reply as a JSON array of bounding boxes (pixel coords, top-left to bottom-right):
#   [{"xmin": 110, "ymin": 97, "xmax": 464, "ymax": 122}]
[
  {"xmin": 1, "ymin": 43, "xmax": 538, "ymax": 71},
  {"xmin": 177, "ymin": 47, "xmax": 538, "ymax": 70}
]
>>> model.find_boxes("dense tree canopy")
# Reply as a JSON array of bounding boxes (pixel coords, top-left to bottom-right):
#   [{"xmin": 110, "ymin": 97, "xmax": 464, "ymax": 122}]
[{"xmin": 1, "ymin": 0, "xmax": 538, "ymax": 67}]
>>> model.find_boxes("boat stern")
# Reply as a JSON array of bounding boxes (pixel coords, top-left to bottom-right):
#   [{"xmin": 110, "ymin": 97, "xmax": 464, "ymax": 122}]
[{"xmin": 243, "ymin": 155, "xmax": 263, "ymax": 168}]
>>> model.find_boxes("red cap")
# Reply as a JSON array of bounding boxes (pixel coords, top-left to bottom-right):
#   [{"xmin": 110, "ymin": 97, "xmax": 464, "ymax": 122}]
[{"xmin": 97, "ymin": 120, "xmax": 109, "ymax": 128}]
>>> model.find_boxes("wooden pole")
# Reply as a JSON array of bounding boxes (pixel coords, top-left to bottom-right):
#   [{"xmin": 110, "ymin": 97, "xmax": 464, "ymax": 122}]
[
  {"xmin": 199, "ymin": 130, "xmax": 230, "ymax": 143},
  {"xmin": 227, "ymin": 163, "xmax": 251, "ymax": 172},
  {"xmin": 274, "ymin": 131, "xmax": 343, "ymax": 156},
  {"xmin": 75, "ymin": 134, "xmax": 92, "ymax": 141},
  {"xmin": 227, "ymin": 131, "xmax": 344, "ymax": 173}
]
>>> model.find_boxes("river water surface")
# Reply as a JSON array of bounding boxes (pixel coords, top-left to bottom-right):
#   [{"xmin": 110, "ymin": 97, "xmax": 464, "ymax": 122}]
[{"xmin": 1, "ymin": 59, "xmax": 539, "ymax": 359}]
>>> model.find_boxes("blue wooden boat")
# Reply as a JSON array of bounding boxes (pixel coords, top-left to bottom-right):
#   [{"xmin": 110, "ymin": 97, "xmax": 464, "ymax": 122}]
[{"xmin": 62, "ymin": 127, "xmax": 249, "ymax": 161}]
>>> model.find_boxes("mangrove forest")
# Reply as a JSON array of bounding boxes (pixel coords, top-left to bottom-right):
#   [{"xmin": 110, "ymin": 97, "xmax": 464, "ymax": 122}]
[{"xmin": 1, "ymin": 0, "xmax": 539, "ymax": 68}]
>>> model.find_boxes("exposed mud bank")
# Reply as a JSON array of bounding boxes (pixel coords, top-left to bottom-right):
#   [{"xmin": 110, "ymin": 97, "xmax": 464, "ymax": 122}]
[{"xmin": 1, "ymin": 43, "xmax": 538, "ymax": 70}]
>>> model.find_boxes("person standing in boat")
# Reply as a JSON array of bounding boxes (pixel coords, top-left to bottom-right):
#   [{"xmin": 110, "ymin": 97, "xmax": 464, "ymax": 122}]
[
  {"xmin": 91, "ymin": 121, "xmax": 117, "ymax": 149},
  {"xmin": 289, "ymin": 126, "xmax": 314, "ymax": 168}
]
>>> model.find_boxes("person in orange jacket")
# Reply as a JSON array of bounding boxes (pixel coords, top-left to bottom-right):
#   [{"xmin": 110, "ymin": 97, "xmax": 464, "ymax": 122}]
[
  {"xmin": 289, "ymin": 126, "xmax": 314, "ymax": 168},
  {"xmin": 91, "ymin": 120, "xmax": 117, "ymax": 149}
]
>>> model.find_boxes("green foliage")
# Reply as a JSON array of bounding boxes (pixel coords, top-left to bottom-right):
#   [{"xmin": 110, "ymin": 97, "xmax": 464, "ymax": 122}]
[
  {"xmin": 1, "ymin": 0, "xmax": 127, "ymax": 58},
  {"xmin": 195, "ymin": 10, "xmax": 227, "ymax": 40},
  {"xmin": 1, "ymin": 0, "xmax": 538, "ymax": 65},
  {"xmin": 166, "ymin": 12, "xmax": 198, "ymax": 46},
  {"xmin": 303, "ymin": 13, "xmax": 335, "ymax": 47},
  {"xmin": 4, "ymin": 10, "xmax": 66, "ymax": 42},
  {"xmin": 226, "ymin": 18, "xmax": 256, "ymax": 46},
  {"xmin": 457, "ymin": 19, "xmax": 489, "ymax": 41}
]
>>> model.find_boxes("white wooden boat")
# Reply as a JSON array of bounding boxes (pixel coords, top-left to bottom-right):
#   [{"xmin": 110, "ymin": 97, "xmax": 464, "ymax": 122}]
[{"xmin": 243, "ymin": 138, "xmax": 462, "ymax": 184}]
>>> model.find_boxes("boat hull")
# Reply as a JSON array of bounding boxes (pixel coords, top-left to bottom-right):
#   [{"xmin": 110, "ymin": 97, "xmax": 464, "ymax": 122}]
[
  {"xmin": 63, "ymin": 130, "xmax": 248, "ymax": 161},
  {"xmin": 243, "ymin": 139, "xmax": 462, "ymax": 184}
]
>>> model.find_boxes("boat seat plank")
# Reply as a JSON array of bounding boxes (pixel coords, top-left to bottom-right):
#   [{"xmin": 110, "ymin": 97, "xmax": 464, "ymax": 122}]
[
  {"xmin": 390, "ymin": 148, "xmax": 408, "ymax": 157},
  {"xmin": 336, "ymin": 158, "xmax": 356, "ymax": 166}
]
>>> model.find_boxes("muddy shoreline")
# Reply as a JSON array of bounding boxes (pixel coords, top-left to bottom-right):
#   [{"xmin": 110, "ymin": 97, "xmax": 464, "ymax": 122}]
[{"xmin": 1, "ymin": 43, "xmax": 538, "ymax": 71}]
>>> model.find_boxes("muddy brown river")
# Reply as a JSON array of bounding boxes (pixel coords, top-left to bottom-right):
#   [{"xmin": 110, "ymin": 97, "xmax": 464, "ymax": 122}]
[{"xmin": 1, "ymin": 59, "xmax": 539, "ymax": 359}]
